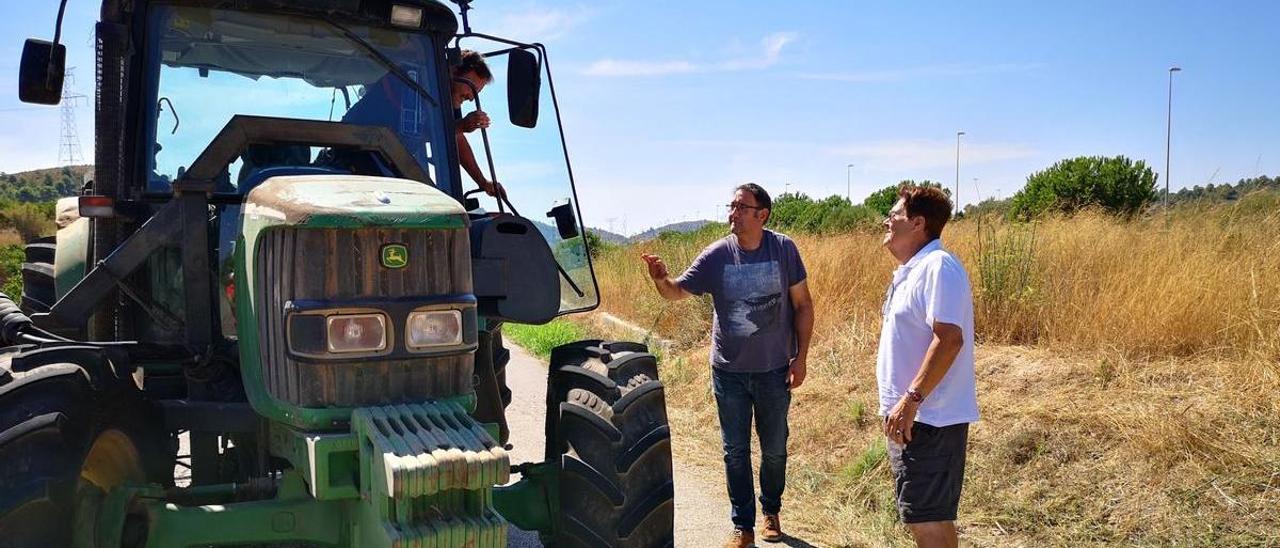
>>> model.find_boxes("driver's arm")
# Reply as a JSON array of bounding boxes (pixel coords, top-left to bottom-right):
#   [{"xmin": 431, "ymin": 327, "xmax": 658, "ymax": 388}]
[{"xmin": 455, "ymin": 132, "xmax": 498, "ymax": 195}]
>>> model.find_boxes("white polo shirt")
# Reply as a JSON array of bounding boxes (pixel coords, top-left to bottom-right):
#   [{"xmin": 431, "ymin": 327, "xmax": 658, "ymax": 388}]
[{"xmin": 876, "ymin": 239, "xmax": 979, "ymax": 427}]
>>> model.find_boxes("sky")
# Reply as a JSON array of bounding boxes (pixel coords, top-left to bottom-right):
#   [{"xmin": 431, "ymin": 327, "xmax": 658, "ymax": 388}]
[{"xmin": 2, "ymin": 1, "xmax": 1278, "ymax": 235}]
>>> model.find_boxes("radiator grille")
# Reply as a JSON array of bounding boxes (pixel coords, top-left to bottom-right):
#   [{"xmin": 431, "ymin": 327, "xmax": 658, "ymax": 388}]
[{"xmin": 256, "ymin": 227, "xmax": 473, "ymax": 408}]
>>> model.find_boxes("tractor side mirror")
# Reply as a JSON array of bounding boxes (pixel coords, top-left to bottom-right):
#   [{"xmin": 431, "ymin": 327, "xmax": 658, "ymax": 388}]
[
  {"xmin": 507, "ymin": 49, "xmax": 540, "ymax": 128},
  {"xmin": 19, "ymin": 39, "xmax": 66, "ymax": 105},
  {"xmin": 546, "ymin": 202, "xmax": 578, "ymax": 240}
]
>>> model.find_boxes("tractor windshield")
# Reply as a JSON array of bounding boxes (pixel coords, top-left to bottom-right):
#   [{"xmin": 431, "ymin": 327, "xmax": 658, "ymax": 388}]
[{"xmin": 142, "ymin": 5, "xmax": 452, "ymax": 194}]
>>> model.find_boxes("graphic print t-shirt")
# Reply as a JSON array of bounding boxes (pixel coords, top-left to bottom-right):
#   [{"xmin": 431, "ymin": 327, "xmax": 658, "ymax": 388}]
[{"xmin": 676, "ymin": 230, "xmax": 807, "ymax": 373}]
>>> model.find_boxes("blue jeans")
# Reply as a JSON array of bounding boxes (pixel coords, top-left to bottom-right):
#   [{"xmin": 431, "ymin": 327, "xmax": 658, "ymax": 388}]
[{"xmin": 712, "ymin": 365, "xmax": 792, "ymax": 530}]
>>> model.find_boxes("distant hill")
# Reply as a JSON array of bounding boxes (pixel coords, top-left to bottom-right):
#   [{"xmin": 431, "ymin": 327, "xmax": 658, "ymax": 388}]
[
  {"xmin": 587, "ymin": 227, "xmax": 628, "ymax": 244},
  {"xmin": 628, "ymin": 220, "xmax": 715, "ymax": 243},
  {"xmin": 0, "ymin": 165, "xmax": 91, "ymax": 203}
]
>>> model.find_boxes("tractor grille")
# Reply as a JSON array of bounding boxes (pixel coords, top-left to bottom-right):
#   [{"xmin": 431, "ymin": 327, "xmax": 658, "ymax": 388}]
[{"xmin": 256, "ymin": 227, "xmax": 473, "ymax": 408}]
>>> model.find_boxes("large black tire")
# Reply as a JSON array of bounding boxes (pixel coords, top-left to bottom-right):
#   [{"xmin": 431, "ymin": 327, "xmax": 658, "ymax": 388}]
[
  {"xmin": 0, "ymin": 345, "xmax": 169, "ymax": 547},
  {"xmin": 546, "ymin": 340, "xmax": 674, "ymax": 548},
  {"xmin": 20, "ymin": 235, "xmax": 57, "ymax": 314}
]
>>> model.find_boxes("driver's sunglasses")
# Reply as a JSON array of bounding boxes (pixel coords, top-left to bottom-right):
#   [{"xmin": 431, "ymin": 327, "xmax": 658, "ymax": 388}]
[{"xmin": 725, "ymin": 202, "xmax": 765, "ymax": 212}]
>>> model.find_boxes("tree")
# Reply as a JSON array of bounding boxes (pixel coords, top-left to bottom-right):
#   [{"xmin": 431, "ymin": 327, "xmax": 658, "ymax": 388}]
[
  {"xmin": 583, "ymin": 230, "xmax": 609, "ymax": 258},
  {"xmin": 862, "ymin": 180, "xmax": 948, "ymax": 216},
  {"xmin": 1009, "ymin": 155, "xmax": 1157, "ymax": 219},
  {"xmin": 770, "ymin": 192, "xmax": 881, "ymax": 234}
]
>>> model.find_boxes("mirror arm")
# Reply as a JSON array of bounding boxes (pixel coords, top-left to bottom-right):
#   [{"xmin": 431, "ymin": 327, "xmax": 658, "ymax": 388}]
[
  {"xmin": 53, "ymin": 0, "xmax": 69, "ymax": 45},
  {"xmin": 556, "ymin": 260, "xmax": 585, "ymax": 298}
]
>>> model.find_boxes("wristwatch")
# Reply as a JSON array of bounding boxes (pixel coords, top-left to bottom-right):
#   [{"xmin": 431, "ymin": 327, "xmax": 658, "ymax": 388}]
[{"xmin": 905, "ymin": 388, "xmax": 924, "ymax": 404}]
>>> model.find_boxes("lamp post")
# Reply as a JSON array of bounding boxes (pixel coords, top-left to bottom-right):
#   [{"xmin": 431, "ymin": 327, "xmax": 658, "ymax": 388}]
[
  {"xmin": 1164, "ymin": 66, "xmax": 1181, "ymax": 211},
  {"xmin": 846, "ymin": 163, "xmax": 854, "ymax": 202},
  {"xmin": 955, "ymin": 131, "xmax": 965, "ymax": 215}
]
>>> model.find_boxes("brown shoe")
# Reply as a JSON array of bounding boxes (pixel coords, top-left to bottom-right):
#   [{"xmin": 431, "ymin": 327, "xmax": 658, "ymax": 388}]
[
  {"xmin": 761, "ymin": 514, "xmax": 784, "ymax": 543},
  {"xmin": 723, "ymin": 527, "xmax": 755, "ymax": 548}
]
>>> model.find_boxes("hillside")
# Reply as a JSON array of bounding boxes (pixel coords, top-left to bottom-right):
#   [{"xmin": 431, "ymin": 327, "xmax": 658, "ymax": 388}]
[
  {"xmin": 627, "ymin": 220, "xmax": 714, "ymax": 243},
  {"xmin": 0, "ymin": 165, "xmax": 91, "ymax": 203},
  {"xmin": 587, "ymin": 227, "xmax": 628, "ymax": 244}
]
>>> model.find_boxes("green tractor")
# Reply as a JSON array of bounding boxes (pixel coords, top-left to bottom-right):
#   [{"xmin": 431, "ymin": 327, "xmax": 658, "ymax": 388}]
[{"xmin": 0, "ymin": 0, "xmax": 674, "ymax": 546}]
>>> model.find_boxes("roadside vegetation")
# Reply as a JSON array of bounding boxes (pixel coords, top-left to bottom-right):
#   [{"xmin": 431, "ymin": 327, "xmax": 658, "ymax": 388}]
[{"xmin": 503, "ymin": 320, "xmax": 587, "ymax": 359}]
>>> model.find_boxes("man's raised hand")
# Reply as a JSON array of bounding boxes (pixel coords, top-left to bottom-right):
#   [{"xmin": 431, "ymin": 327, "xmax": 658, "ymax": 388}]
[{"xmin": 640, "ymin": 254, "xmax": 669, "ymax": 280}]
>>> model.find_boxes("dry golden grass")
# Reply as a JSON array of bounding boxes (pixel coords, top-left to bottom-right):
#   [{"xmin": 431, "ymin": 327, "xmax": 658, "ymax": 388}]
[
  {"xmin": 0, "ymin": 229, "xmax": 25, "ymax": 247},
  {"xmin": 582, "ymin": 194, "xmax": 1280, "ymax": 546}
]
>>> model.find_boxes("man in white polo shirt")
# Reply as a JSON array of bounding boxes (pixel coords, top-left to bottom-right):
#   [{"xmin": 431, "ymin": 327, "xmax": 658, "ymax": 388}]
[{"xmin": 877, "ymin": 185, "xmax": 978, "ymax": 548}]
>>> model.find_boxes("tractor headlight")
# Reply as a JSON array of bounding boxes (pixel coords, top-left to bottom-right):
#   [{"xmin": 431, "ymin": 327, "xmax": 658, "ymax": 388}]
[
  {"xmin": 406, "ymin": 310, "xmax": 463, "ymax": 349},
  {"xmin": 327, "ymin": 314, "xmax": 388, "ymax": 353},
  {"xmin": 288, "ymin": 312, "xmax": 390, "ymax": 357}
]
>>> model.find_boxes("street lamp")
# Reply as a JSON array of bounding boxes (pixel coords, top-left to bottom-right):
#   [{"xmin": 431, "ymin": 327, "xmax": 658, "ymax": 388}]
[
  {"xmin": 955, "ymin": 131, "xmax": 965, "ymax": 215},
  {"xmin": 1164, "ymin": 66, "xmax": 1182, "ymax": 211},
  {"xmin": 846, "ymin": 163, "xmax": 854, "ymax": 202}
]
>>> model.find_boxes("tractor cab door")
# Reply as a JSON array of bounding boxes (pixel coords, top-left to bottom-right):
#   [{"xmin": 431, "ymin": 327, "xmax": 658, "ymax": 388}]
[{"xmin": 450, "ymin": 38, "xmax": 601, "ymax": 316}]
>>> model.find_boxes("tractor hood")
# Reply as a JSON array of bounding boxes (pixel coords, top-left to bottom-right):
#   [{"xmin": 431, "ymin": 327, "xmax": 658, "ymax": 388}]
[{"xmin": 243, "ymin": 175, "xmax": 467, "ymax": 230}]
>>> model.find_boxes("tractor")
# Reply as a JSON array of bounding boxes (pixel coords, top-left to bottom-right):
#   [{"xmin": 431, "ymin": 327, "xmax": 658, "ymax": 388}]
[{"xmin": 0, "ymin": 0, "xmax": 674, "ymax": 546}]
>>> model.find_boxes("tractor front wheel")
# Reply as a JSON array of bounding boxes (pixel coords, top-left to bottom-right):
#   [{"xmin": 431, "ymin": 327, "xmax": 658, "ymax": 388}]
[
  {"xmin": 0, "ymin": 345, "xmax": 167, "ymax": 547},
  {"xmin": 546, "ymin": 340, "xmax": 675, "ymax": 548}
]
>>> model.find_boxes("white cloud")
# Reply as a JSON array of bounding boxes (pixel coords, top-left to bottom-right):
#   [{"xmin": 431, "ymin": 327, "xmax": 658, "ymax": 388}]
[
  {"xmin": 718, "ymin": 32, "xmax": 797, "ymax": 70},
  {"xmin": 824, "ymin": 139, "xmax": 1036, "ymax": 171},
  {"xmin": 483, "ymin": 5, "xmax": 592, "ymax": 43},
  {"xmin": 584, "ymin": 32, "xmax": 798, "ymax": 77},
  {"xmin": 582, "ymin": 60, "xmax": 697, "ymax": 77},
  {"xmin": 799, "ymin": 62, "xmax": 1044, "ymax": 83}
]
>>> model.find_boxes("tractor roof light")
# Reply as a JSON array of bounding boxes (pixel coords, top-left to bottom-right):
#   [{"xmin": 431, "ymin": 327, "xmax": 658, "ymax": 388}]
[{"xmin": 390, "ymin": 4, "xmax": 423, "ymax": 28}]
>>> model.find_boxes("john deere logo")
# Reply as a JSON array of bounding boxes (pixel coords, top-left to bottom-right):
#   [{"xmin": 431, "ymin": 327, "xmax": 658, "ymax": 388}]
[{"xmin": 381, "ymin": 244, "xmax": 408, "ymax": 269}]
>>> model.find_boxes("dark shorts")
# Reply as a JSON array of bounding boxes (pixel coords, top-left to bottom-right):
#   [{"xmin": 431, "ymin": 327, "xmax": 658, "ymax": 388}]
[{"xmin": 887, "ymin": 421, "xmax": 969, "ymax": 524}]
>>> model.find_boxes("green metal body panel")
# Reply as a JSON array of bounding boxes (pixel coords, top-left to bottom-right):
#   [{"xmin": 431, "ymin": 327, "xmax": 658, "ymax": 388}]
[
  {"xmin": 53, "ymin": 217, "xmax": 89, "ymax": 299},
  {"xmin": 233, "ymin": 176, "xmax": 471, "ymax": 430},
  {"xmin": 143, "ymin": 471, "xmax": 348, "ymax": 547},
  {"xmin": 122, "ymin": 401, "xmax": 516, "ymax": 547},
  {"xmin": 493, "ymin": 462, "xmax": 558, "ymax": 533}
]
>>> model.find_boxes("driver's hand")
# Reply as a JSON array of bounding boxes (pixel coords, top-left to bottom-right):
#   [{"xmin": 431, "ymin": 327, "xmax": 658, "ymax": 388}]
[
  {"xmin": 459, "ymin": 111, "xmax": 491, "ymax": 133},
  {"xmin": 480, "ymin": 180, "xmax": 506, "ymax": 198}
]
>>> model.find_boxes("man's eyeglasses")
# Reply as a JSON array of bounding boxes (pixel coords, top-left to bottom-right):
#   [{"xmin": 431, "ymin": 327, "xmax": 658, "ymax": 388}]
[{"xmin": 725, "ymin": 202, "xmax": 765, "ymax": 212}]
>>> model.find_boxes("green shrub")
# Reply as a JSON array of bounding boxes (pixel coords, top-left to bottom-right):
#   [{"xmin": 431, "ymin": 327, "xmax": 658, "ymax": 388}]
[
  {"xmin": 1009, "ymin": 155, "xmax": 1157, "ymax": 219},
  {"xmin": 770, "ymin": 193, "xmax": 880, "ymax": 235},
  {"xmin": 0, "ymin": 202, "xmax": 55, "ymax": 243},
  {"xmin": 0, "ymin": 245, "xmax": 25, "ymax": 297}
]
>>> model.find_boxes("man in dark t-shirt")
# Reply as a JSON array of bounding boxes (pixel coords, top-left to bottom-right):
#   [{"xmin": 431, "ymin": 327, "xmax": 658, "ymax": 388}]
[{"xmin": 642, "ymin": 183, "xmax": 815, "ymax": 547}]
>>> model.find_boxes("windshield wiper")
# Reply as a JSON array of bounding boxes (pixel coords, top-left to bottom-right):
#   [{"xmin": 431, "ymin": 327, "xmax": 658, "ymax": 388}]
[{"xmin": 324, "ymin": 19, "xmax": 438, "ymax": 108}]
